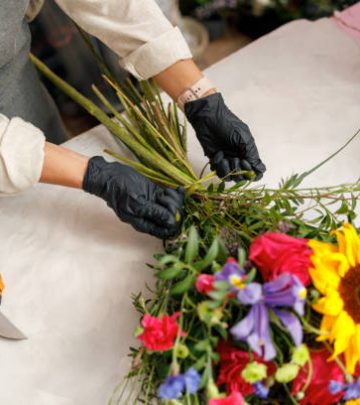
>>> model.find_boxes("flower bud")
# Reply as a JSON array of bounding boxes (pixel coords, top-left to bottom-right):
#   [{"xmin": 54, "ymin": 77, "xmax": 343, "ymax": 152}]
[
  {"xmin": 241, "ymin": 362, "xmax": 267, "ymax": 383},
  {"xmin": 275, "ymin": 364, "xmax": 300, "ymax": 383}
]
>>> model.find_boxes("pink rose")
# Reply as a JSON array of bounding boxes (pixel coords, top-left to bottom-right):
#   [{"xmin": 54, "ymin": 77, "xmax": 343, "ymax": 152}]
[
  {"xmin": 195, "ymin": 274, "xmax": 215, "ymax": 295},
  {"xmin": 249, "ymin": 233, "xmax": 312, "ymax": 286}
]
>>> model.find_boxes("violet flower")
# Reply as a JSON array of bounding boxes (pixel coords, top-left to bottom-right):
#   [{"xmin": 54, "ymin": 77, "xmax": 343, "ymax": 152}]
[
  {"xmin": 158, "ymin": 367, "xmax": 201, "ymax": 400},
  {"xmin": 158, "ymin": 375, "xmax": 185, "ymax": 400},
  {"xmin": 329, "ymin": 377, "xmax": 360, "ymax": 401},
  {"xmin": 230, "ymin": 273, "xmax": 306, "ymax": 361},
  {"xmin": 215, "ymin": 259, "xmax": 245, "ymax": 289},
  {"xmin": 253, "ymin": 381, "xmax": 270, "ymax": 399},
  {"xmin": 183, "ymin": 367, "xmax": 201, "ymax": 394}
]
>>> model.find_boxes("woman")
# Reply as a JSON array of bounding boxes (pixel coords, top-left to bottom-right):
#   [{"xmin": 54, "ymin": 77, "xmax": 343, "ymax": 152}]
[{"xmin": 0, "ymin": 0, "xmax": 265, "ymax": 238}]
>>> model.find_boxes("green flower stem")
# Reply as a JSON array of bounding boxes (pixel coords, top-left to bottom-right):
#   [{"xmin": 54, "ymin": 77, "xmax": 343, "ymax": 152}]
[
  {"xmin": 301, "ymin": 357, "xmax": 313, "ymax": 395},
  {"xmin": 144, "ymin": 365, "xmax": 155, "ymax": 404},
  {"xmin": 30, "ymin": 54, "xmax": 194, "ymax": 186},
  {"xmin": 171, "ymin": 295, "xmax": 187, "ymax": 373},
  {"xmin": 297, "ymin": 128, "xmax": 360, "ymax": 183},
  {"xmin": 91, "ymin": 84, "xmax": 151, "ymax": 149},
  {"xmin": 104, "ymin": 149, "xmax": 179, "ymax": 188},
  {"xmin": 300, "ymin": 318, "xmax": 322, "ymax": 336},
  {"xmin": 283, "ymin": 383, "xmax": 299, "ymax": 405},
  {"xmin": 103, "ymin": 75, "xmax": 197, "ymax": 179},
  {"xmin": 323, "ymin": 341, "xmax": 353, "ymax": 383}
]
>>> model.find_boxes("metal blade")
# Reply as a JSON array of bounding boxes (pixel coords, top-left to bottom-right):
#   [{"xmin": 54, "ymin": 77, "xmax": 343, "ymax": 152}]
[{"xmin": 0, "ymin": 310, "xmax": 27, "ymax": 340}]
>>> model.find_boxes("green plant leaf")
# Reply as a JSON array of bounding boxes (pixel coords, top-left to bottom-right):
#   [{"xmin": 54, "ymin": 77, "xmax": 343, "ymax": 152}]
[
  {"xmin": 170, "ymin": 273, "xmax": 196, "ymax": 295},
  {"xmin": 157, "ymin": 267, "xmax": 184, "ymax": 280},
  {"xmin": 185, "ymin": 226, "xmax": 199, "ymax": 263},
  {"xmin": 193, "ymin": 238, "xmax": 219, "ymax": 271}
]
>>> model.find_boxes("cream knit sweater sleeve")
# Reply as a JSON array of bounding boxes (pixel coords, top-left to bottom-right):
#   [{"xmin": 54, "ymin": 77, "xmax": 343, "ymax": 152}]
[
  {"xmin": 55, "ymin": 0, "xmax": 192, "ymax": 80},
  {"xmin": 0, "ymin": 0, "xmax": 191, "ymax": 194}
]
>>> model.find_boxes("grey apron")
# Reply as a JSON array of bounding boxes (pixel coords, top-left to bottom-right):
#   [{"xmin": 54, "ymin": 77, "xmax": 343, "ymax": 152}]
[{"xmin": 0, "ymin": 0, "xmax": 67, "ymax": 144}]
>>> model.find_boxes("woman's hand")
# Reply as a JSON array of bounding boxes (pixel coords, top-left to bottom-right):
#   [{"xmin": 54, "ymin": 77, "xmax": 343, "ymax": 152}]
[
  {"xmin": 185, "ymin": 93, "xmax": 266, "ymax": 182},
  {"xmin": 82, "ymin": 157, "xmax": 184, "ymax": 239}
]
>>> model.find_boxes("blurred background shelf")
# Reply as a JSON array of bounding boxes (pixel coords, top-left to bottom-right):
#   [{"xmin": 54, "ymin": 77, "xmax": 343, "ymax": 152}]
[{"xmin": 29, "ymin": 0, "xmax": 358, "ymax": 137}]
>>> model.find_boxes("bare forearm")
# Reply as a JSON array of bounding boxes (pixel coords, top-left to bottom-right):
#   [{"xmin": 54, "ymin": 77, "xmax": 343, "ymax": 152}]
[
  {"xmin": 40, "ymin": 142, "xmax": 89, "ymax": 189},
  {"xmin": 153, "ymin": 59, "xmax": 215, "ymax": 100}
]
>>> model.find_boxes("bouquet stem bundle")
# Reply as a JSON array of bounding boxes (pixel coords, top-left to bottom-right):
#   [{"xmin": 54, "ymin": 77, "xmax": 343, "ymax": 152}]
[{"xmin": 30, "ymin": 54, "xmax": 213, "ymax": 189}]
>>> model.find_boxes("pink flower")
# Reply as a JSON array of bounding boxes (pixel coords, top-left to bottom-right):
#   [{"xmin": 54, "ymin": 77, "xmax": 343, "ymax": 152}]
[
  {"xmin": 138, "ymin": 312, "xmax": 184, "ymax": 351},
  {"xmin": 195, "ymin": 274, "xmax": 215, "ymax": 295},
  {"xmin": 209, "ymin": 391, "xmax": 245, "ymax": 405},
  {"xmin": 249, "ymin": 232, "xmax": 312, "ymax": 286}
]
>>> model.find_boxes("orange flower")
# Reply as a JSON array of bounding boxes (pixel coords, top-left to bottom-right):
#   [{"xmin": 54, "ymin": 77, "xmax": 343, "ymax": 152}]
[{"xmin": 0, "ymin": 273, "xmax": 4, "ymax": 295}]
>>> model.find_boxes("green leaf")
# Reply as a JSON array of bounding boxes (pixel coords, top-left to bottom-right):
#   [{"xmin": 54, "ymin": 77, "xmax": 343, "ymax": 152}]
[
  {"xmin": 193, "ymin": 355, "xmax": 207, "ymax": 371},
  {"xmin": 217, "ymin": 181, "xmax": 226, "ymax": 193},
  {"xmin": 244, "ymin": 267, "xmax": 257, "ymax": 283},
  {"xmin": 185, "ymin": 226, "xmax": 199, "ymax": 263},
  {"xmin": 157, "ymin": 266, "xmax": 184, "ymax": 280},
  {"xmin": 213, "ymin": 281, "xmax": 230, "ymax": 291},
  {"xmin": 170, "ymin": 273, "xmax": 196, "ymax": 295},
  {"xmin": 194, "ymin": 339, "xmax": 210, "ymax": 352},
  {"xmin": 158, "ymin": 255, "xmax": 179, "ymax": 265},
  {"xmin": 208, "ymin": 289, "xmax": 228, "ymax": 301},
  {"xmin": 238, "ymin": 247, "xmax": 246, "ymax": 267},
  {"xmin": 336, "ymin": 200, "xmax": 348, "ymax": 214},
  {"xmin": 193, "ymin": 238, "xmax": 219, "ymax": 271},
  {"xmin": 206, "ymin": 300, "xmax": 222, "ymax": 309}
]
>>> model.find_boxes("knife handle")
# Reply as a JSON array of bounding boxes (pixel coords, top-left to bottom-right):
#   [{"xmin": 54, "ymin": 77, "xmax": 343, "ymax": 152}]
[{"xmin": 0, "ymin": 273, "xmax": 4, "ymax": 305}]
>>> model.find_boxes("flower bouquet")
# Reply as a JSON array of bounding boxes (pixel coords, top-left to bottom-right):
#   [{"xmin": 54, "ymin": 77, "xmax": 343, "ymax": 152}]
[
  {"xmin": 30, "ymin": 52, "xmax": 360, "ymax": 404},
  {"xmin": 108, "ymin": 222, "xmax": 360, "ymax": 404}
]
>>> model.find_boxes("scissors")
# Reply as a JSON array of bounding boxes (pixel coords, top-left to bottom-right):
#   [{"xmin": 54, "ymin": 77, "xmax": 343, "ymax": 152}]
[{"xmin": 0, "ymin": 273, "xmax": 27, "ymax": 340}]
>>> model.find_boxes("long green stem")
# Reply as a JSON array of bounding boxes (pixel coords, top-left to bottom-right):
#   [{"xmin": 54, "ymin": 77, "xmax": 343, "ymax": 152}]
[{"xmin": 30, "ymin": 54, "xmax": 194, "ymax": 186}]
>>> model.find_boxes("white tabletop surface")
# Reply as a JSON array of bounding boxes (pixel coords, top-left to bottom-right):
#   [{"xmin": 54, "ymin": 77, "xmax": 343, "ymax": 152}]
[{"xmin": 0, "ymin": 18, "xmax": 359, "ymax": 405}]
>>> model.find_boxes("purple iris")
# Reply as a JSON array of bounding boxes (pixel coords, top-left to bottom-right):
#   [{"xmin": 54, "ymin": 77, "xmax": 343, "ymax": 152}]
[
  {"xmin": 329, "ymin": 378, "xmax": 360, "ymax": 401},
  {"xmin": 158, "ymin": 367, "xmax": 200, "ymax": 400},
  {"xmin": 230, "ymin": 273, "xmax": 305, "ymax": 361},
  {"xmin": 253, "ymin": 381, "xmax": 269, "ymax": 399},
  {"xmin": 215, "ymin": 259, "xmax": 245, "ymax": 284}
]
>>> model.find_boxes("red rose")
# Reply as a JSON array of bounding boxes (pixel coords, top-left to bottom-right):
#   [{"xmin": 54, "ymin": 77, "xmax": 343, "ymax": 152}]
[
  {"xmin": 195, "ymin": 274, "xmax": 215, "ymax": 295},
  {"xmin": 249, "ymin": 232, "xmax": 312, "ymax": 286},
  {"xmin": 216, "ymin": 340, "xmax": 276, "ymax": 396},
  {"xmin": 138, "ymin": 312, "xmax": 184, "ymax": 351},
  {"xmin": 292, "ymin": 350, "xmax": 345, "ymax": 405},
  {"xmin": 209, "ymin": 392, "xmax": 245, "ymax": 405}
]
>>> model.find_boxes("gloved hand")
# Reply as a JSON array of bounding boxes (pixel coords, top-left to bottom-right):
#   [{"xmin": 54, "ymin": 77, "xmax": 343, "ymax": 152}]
[
  {"xmin": 185, "ymin": 93, "xmax": 266, "ymax": 182},
  {"xmin": 83, "ymin": 156, "xmax": 184, "ymax": 239}
]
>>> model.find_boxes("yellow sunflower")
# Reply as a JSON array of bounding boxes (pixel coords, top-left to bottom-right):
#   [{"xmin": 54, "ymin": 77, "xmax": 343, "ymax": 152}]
[{"xmin": 309, "ymin": 223, "xmax": 360, "ymax": 373}]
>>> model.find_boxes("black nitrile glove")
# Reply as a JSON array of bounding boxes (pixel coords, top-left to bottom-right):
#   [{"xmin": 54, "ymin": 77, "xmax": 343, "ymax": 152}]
[
  {"xmin": 83, "ymin": 156, "xmax": 185, "ymax": 239},
  {"xmin": 185, "ymin": 93, "xmax": 266, "ymax": 182}
]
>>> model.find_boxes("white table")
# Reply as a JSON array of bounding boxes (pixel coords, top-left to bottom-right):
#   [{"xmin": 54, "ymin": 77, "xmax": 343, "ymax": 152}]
[{"xmin": 0, "ymin": 18, "xmax": 359, "ymax": 405}]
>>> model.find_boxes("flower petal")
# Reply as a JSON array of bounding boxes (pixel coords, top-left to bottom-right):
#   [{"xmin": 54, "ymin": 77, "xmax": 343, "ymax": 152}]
[
  {"xmin": 317, "ymin": 314, "xmax": 337, "ymax": 342},
  {"xmin": 237, "ymin": 283, "xmax": 262, "ymax": 305},
  {"xmin": 330, "ymin": 311, "xmax": 356, "ymax": 358},
  {"xmin": 344, "ymin": 325, "xmax": 360, "ymax": 374},
  {"xmin": 230, "ymin": 306, "xmax": 256, "ymax": 341},
  {"xmin": 273, "ymin": 309, "xmax": 303, "ymax": 346},
  {"xmin": 312, "ymin": 291, "xmax": 343, "ymax": 316},
  {"xmin": 309, "ymin": 264, "xmax": 341, "ymax": 296},
  {"xmin": 257, "ymin": 304, "xmax": 276, "ymax": 361},
  {"xmin": 335, "ymin": 223, "xmax": 360, "ymax": 268}
]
